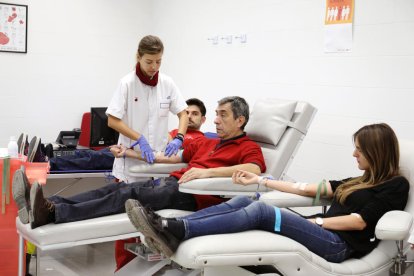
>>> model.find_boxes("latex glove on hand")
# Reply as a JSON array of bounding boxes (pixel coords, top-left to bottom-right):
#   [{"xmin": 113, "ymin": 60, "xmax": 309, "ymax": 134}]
[
  {"xmin": 164, "ymin": 138, "xmax": 183, "ymax": 157},
  {"xmin": 131, "ymin": 135, "xmax": 155, "ymax": 164}
]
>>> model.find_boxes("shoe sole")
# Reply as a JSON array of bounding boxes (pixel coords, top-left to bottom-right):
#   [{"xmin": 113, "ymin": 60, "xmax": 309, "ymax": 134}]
[
  {"xmin": 12, "ymin": 168, "xmax": 30, "ymax": 224},
  {"xmin": 17, "ymin": 133, "xmax": 27, "ymax": 156},
  {"xmin": 125, "ymin": 199, "xmax": 159, "ymax": 253},
  {"xmin": 130, "ymin": 207, "xmax": 174, "ymax": 257},
  {"xmin": 126, "ymin": 204, "xmax": 159, "ymax": 253},
  {"xmin": 125, "ymin": 199, "xmax": 143, "ymax": 230},
  {"xmin": 27, "ymin": 137, "xmax": 40, "ymax": 162},
  {"xmin": 29, "ymin": 182, "xmax": 40, "ymax": 224}
]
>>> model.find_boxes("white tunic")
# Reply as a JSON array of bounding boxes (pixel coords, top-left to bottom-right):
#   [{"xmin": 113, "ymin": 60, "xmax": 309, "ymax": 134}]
[{"xmin": 106, "ymin": 71, "xmax": 186, "ymax": 182}]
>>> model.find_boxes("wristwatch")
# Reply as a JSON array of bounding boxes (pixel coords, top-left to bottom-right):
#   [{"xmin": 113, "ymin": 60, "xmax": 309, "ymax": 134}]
[
  {"xmin": 315, "ymin": 217, "xmax": 324, "ymax": 227},
  {"xmin": 175, "ymin": 133, "xmax": 184, "ymax": 142}
]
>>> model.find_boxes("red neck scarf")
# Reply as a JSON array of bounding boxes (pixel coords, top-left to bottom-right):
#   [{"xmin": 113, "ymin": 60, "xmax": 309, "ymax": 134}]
[{"xmin": 135, "ymin": 63, "xmax": 159, "ymax": 87}]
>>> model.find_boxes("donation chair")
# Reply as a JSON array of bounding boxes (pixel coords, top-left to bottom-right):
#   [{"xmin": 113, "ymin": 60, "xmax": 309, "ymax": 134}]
[
  {"xmin": 130, "ymin": 98, "xmax": 317, "ymax": 196},
  {"xmin": 168, "ymin": 139, "xmax": 414, "ymax": 276},
  {"xmin": 116, "ymin": 98, "xmax": 317, "ymax": 274},
  {"xmin": 15, "ymin": 98, "xmax": 316, "ymax": 276}
]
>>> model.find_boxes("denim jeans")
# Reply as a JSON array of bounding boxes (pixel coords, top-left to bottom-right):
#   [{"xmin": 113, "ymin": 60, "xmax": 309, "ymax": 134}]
[
  {"xmin": 180, "ymin": 196, "xmax": 353, "ymax": 263},
  {"xmin": 49, "ymin": 177, "xmax": 197, "ymax": 223},
  {"xmin": 49, "ymin": 148, "xmax": 114, "ymax": 171}
]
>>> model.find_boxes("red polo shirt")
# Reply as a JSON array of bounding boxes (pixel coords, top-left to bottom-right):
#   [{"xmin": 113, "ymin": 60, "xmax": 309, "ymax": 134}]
[
  {"xmin": 170, "ymin": 134, "xmax": 266, "ymax": 179},
  {"xmin": 169, "ymin": 133, "xmax": 266, "ymax": 209},
  {"xmin": 169, "ymin": 128, "xmax": 205, "ymax": 149}
]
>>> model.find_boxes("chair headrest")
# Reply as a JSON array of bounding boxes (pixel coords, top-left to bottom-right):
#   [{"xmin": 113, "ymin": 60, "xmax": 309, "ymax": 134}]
[{"xmin": 245, "ymin": 98, "xmax": 298, "ymax": 146}]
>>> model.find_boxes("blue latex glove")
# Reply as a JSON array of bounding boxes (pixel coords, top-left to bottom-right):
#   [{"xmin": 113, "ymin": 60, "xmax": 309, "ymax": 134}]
[
  {"xmin": 132, "ymin": 135, "xmax": 155, "ymax": 164},
  {"xmin": 164, "ymin": 138, "xmax": 183, "ymax": 157}
]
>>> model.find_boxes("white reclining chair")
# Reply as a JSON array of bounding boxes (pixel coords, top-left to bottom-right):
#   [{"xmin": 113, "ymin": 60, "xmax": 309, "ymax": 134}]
[
  {"xmin": 168, "ymin": 139, "xmax": 414, "ymax": 276},
  {"xmin": 130, "ymin": 98, "xmax": 317, "ymax": 196},
  {"xmin": 15, "ymin": 98, "xmax": 316, "ymax": 276}
]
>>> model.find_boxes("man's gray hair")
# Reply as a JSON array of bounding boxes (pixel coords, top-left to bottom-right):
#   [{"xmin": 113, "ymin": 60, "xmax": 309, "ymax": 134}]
[{"xmin": 217, "ymin": 96, "xmax": 249, "ymax": 130}]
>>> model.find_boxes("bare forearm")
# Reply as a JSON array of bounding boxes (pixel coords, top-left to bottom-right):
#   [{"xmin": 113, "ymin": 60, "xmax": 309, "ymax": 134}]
[
  {"xmin": 265, "ymin": 180, "xmax": 333, "ymax": 198},
  {"xmin": 208, "ymin": 163, "xmax": 261, "ymax": 178},
  {"xmin": 310, "ymin": 215, "xmax": 366, "ymax": 231},
  {"xmin": 176, "ymin": 110, "xmax": 188, "ymax": 135},
  {"xmin": 125, "ymin": 149, "xmax": 181, "ymax": 163}
]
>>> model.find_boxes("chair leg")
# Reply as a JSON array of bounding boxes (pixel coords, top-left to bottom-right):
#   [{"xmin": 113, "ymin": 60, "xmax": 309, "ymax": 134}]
[
  {"xmin": 389, "ymin": 241, "xmax": 408, "ymax": 276},
  {"xmin": 25, "ymin": 253, "xmax": 32, "ymax": 276},
  {"xmin": 18, "ymin": 235, "xmax": 24, "ymax": 276}
]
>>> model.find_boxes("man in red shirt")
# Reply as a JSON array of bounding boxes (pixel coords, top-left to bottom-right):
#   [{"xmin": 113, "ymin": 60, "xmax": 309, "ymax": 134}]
[
  {"xmin": 168, "ymin": 98, "xmax": 207, "ymax": 148},
  {"xmin": 20, "ymin": 96, "xmax": 266, "ymax": 230}
]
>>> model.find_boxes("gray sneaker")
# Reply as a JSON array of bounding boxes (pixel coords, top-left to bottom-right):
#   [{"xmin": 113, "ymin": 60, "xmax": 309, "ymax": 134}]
[
  {"xmin": 12, "ymin": 167, "xmax": 31, "ymax": 224},
  {"xmin": 27, "ymin": 136, "xmax": 47, "ymax": 162},
  {"xmin": 125, "ymin": 199, "xmax": 159, "ymax": 252},
  {"xmin": 17, "ymin": 133, "xmax": 28, "ymax": 155},
  {"xmin": 127, "ymin": 204, "xmax": 180, "ymax": 257},
  {"xmin": 27, "ymin": 136, "xmax": 40, "ymax": 162}
]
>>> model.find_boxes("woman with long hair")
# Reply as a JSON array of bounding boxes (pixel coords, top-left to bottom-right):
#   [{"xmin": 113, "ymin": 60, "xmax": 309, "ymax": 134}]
[{"xmin": 127, "ymin": 123, "xmax": 409, "ymax": 262}]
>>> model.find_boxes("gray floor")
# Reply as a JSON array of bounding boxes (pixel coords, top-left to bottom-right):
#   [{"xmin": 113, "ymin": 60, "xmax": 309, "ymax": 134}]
[
  {"xmin": 29, "ymin": 241, "xmax": 117, "ymax": 276},
  {"xmin": 28, "ymin": 241, "xmax": 204, "ymax": 276}
]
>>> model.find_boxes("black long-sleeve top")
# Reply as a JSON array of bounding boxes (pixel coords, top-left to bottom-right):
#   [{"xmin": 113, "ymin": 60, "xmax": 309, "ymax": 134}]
[{"xmin": 326, "ymin": 176, "xmax": 409, "ymax": 257}]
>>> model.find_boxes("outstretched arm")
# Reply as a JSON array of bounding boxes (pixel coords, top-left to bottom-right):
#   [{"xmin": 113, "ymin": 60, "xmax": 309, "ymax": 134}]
[
  {"xmin": 232, "ymin": 170, "xmax": 334, "ymax": 199},
  {"xmin": 178, "ymin": 163, "xmax": 260, "ymax": 183},
  {"xmin": 110, "ymin": 145, "xmax": 182, "ymax": 164}
]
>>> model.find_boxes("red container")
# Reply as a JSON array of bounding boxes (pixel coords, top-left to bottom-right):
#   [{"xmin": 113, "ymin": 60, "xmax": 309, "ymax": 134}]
[{"xmin": 0, "ymin": 156, "xmax": 26, "ymax": 276}]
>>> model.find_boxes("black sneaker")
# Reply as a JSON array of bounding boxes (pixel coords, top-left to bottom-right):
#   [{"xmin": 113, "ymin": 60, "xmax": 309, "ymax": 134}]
[
  {"xmin": 30, "ymin": 182, "xmax": 55, "ymax": 229},
  {"xmin": 127, "ymin": 204, "xmax": 180, "ymax": 257},
  {"xmin": 17, "ymin": 133, "xmax": 29, "ymax": 156},
  {"xmin": 12, "ymin": 168, "xmax": 31, "ymax": 224},
  {"xmin": 27, "ymin": 137, "xmax": 47, "ymax": 162}
]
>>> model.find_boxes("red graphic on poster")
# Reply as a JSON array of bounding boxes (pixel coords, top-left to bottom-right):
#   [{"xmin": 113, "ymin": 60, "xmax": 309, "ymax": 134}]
[
  {"xmin": 0, "ymin": 3, "xmax": 27, "ymax": 52},
  {"xmin": 0, "ymin": 32, "xmax": 10, "ymax": 45}
]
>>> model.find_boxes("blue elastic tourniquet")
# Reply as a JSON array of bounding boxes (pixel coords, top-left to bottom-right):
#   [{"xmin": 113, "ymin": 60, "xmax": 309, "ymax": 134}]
[{"xmin": 274, "ymin": 207, "xmax": 281, "ymax": 232}]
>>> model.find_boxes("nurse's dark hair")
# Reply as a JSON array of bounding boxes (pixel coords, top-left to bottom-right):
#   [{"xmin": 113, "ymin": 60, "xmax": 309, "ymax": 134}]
[
  {"xmin": 137, "ymin": 35, "xmax": 164, "ymax": 58},
  {"xmin": 335, "ymin": 123, "xmax": 400, "ymax": 204},
  {"xmin": 186, "ymin": 98, "xmax": 207, "ymax": 116},
  {"xmin": 217, "ymin": 96, "xmax": 249, "ymax": 130}
]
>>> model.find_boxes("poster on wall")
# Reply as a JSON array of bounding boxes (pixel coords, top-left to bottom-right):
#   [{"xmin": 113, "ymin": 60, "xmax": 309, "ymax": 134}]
[
  {"xmin": 324, "ymin": 0, "xmax": 354, "ymax": 53},
  {"xmin": 0, "ymin": 2, "xmax": 28, "ymax": 53}
]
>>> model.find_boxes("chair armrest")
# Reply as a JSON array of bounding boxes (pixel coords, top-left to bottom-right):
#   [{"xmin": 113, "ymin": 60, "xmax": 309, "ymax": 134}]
[
  {"xmin": 179, "ymin": 177, "xmax": 270, "ymax": 196},
  {"xmin": 375, "ymin": 210, "xmax": 413, "ymax": 241},
  {"xmin": 259, "ymin": 190, "xmax": 331, "ymax": 207},
  {"xmin": 129, "ymin": 163, "xmax": 188, "ymax": 177}
]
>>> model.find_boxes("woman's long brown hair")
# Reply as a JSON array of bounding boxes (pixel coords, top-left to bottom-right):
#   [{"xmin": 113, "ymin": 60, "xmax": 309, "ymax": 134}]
[{"xmin": 335, "ymin": 123, "xmax": 400, "ymax": 204}]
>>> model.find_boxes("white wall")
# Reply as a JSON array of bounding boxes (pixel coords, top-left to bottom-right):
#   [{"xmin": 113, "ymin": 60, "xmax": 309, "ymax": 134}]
[
  {"xmin": 152, "ymin": 0, "xmax": 414, "ymax": 182},
  {"xmin": 1, "ymin": 0, "xmax": 413, "ymax": 183},
  {"xmin": 0, "ymin": 0, "xmax": 151, "ymax": 145}
]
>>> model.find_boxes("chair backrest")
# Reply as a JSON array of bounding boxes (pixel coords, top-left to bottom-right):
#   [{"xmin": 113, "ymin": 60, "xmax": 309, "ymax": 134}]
[
  {"xmin": 399, "ymin": 139, "xmax": 414, "ymax": 218},
  {"xmin": 245, "ymin": 98, "xmax": 317, "ymax": 179},
  {"xmin": 78, "ymin": 112, "xmax": 91, "ymax": 148}
]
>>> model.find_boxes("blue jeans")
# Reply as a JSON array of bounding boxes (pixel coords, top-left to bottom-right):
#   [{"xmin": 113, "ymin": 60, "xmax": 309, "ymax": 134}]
[
  {"xmin": 48, "ymin": 177, "xmax": 197, "ymax": 223},
  {"xmin": 49, "ymin": 148, "xmax": 114, "ymax": 171},
  {"xmin": 180, "ymin": 196, "xmax": 353, "ymax": 263}
]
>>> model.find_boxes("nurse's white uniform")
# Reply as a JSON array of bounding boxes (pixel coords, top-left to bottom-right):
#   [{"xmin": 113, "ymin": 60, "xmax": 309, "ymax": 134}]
[{"xmin": 106, "ymin": 71, "xmax": 186, "ymax": 182}]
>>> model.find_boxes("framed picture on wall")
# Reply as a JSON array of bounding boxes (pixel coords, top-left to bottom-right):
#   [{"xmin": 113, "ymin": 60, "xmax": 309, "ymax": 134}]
[{"xmin": 0, "ymin": 2, "xmax": 28, "ymax": 53}]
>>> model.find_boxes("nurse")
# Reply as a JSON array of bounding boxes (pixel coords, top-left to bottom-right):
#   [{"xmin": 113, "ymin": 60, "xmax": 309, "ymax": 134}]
[{"xmin": 106, "ymin": 35, "xmax": 188, "ymax": 183}]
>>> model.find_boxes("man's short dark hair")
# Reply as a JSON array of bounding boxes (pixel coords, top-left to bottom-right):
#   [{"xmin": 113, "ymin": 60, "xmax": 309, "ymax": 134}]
[
  {"xmin": 186, "ymin": 98, "xmax": 206, "ymax": 116},
  {"xmin": 217, "ymin": 96, "xmax": 249, "ymax": 130}
]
